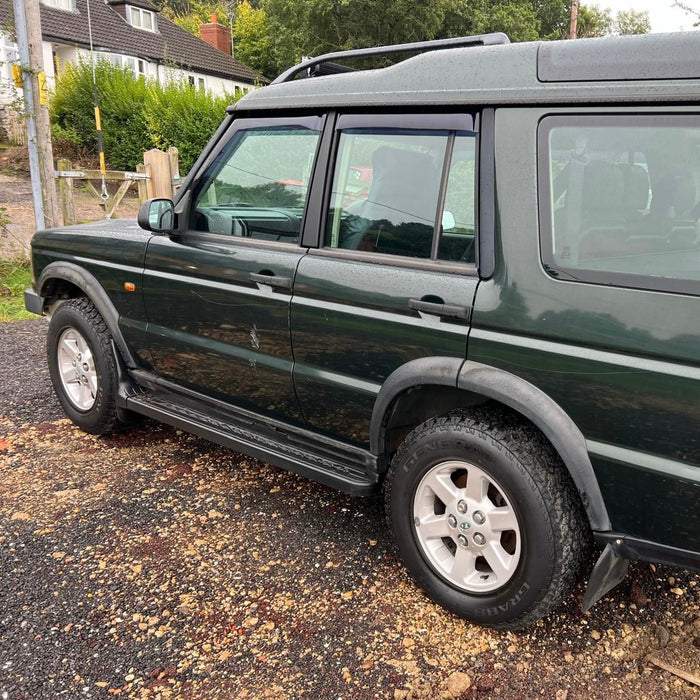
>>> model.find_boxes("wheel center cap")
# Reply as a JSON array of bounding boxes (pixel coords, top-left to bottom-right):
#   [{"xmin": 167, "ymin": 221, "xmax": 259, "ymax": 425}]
[{"xmin": 459, "ymin": 521, "xmax": 471, "ymax": 531}]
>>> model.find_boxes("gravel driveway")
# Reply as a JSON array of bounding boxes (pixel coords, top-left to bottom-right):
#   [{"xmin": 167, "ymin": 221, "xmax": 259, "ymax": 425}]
[{"xmin": 0, "ymin": 319, "xmax": 699, "ymax": 699}]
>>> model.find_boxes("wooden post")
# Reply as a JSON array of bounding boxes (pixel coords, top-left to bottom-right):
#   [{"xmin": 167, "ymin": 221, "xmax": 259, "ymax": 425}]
[
  {"xmin": 143, "ymin": 148, "xmax": 172, "ymax": 198},
  {"xmin": 569, "ymin": 0, "xmax": 579, "ymax": 39},
  {"xmin": 136, "ymin": 163, "xmax": 149, "ymax": 204},
  {"xmin": 167, "ymin": 146, "xmax": 180, "ymax": 196},
  {"xmin": 56, "ymin": 158, "xmax": 76, "ymax": 225},
  {"xmin": 13, "ymin": 0, "xmax": 62, "ymax": 228}
]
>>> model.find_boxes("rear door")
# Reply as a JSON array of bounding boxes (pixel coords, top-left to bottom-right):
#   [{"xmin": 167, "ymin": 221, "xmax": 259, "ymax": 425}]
[
  {"xmin": 291, "ymin": 113, "xmax": 481, "ymax": 446},
  {"xmin": 142, "ymin": 115, "xmax": 323, "ymax": 422}
]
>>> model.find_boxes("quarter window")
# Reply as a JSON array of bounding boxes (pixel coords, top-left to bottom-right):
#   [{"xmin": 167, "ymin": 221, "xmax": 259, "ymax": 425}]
[
  {"xmin": 191, "ymin": 121, "xmax": 322, "ymax": 244},
  {"xmin": 325, "ymin": 128, "xmax": 476, "ymax": 263},
  {"xmin": 540, "ymin": 116, "xmax": 700, "ymax": 295}
]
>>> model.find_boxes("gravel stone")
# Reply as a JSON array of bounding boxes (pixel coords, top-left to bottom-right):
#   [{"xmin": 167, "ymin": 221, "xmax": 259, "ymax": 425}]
[{"xmin": 1, "ymin": 319, "xmax": 699, "ymax": 699}]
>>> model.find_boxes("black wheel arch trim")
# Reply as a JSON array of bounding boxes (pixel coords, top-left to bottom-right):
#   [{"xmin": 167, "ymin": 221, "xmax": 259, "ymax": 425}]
[
  {"xmin": 37, "ymin": 261, "xmax": 137, "ymax": 369},
  {"xmin": 371, "ymin": 357, "xmax": 611, "ymax": 532}
]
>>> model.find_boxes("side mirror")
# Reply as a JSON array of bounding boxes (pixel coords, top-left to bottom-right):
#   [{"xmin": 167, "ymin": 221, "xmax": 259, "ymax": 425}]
[
  {"xmin": 138, "ymin": 198, "xmax": 175, "ymax": 234},
  {"xmin": 442, "ymin": 210, "xmax": 456, "ymax": 230}
]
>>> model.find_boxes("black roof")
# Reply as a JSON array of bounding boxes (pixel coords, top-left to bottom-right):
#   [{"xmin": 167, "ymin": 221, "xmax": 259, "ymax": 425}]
[{"xmin": 0, "ymin": 0, "xmax": 264, "ymax": 84}]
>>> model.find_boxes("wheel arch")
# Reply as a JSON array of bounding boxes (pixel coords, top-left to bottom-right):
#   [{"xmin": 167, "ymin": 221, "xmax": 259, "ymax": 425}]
[
  {"xmin": 37, "ymin": 261, "xmax": 137, "ymax": 368},
  {"xmin": 371, "ymin": 358, "xmax": 611, "ymax": 532}
]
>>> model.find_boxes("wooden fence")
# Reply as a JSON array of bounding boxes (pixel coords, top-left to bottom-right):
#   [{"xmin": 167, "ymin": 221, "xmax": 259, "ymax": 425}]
[{"xmin": 55, "ymin": 147, "xmax": 180, "ymax": 226}]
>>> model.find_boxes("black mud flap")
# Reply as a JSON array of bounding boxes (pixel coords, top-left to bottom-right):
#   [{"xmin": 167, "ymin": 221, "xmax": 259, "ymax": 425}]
[{"xmin": 581, "ymin": 541, "xmax": 630, "ymax": 612}]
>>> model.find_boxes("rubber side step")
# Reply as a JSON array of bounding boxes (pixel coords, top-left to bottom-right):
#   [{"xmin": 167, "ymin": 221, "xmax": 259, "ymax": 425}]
[{"xmin": 125, "ymin": 391, "xmax": 379, "ymax": 496}]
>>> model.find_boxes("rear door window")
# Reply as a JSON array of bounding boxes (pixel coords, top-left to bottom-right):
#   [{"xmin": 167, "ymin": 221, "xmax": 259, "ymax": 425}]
[{"xmin": 325, "ymin": 124, "xmax": 476, "ymax": 264}]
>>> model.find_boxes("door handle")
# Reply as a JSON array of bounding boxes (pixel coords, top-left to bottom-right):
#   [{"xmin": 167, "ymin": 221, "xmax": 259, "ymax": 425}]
[
  {"xmin": 249, "ymin": 272, "xmax": 292, "ymax": 289},
  {"xmin": 408, "ymin": 298, "xmax": 469, "ymax": 320}
]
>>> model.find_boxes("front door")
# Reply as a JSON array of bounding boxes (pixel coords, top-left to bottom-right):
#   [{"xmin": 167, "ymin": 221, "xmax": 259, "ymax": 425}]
[{"xmin": 142, "ymin": 115, "xmax": 323, "ymax": 422}]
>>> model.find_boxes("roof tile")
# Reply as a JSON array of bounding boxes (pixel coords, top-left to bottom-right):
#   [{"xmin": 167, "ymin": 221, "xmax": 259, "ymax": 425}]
[{"xmin": 0, "ymin": 0, "xmax": 265, "ymax": 84}]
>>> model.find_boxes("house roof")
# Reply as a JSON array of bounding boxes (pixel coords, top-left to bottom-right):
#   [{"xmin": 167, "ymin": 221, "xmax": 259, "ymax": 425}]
[{"xmin": 0, "ymin": 0, "xmax": 264, "ymax": 85}]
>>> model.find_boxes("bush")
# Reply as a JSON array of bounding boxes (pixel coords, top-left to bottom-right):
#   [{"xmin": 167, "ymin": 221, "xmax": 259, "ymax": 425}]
[
  {"xmin": 52, "ymin": 59, "xmax": 150, "ymax": 171},
  {"xmin": 144, "ymin": 81, "xmax": 233, "ymax": 174},
  {"xmin": 51, "ymin": 60, "xmax": 238, "ymax": 174}
]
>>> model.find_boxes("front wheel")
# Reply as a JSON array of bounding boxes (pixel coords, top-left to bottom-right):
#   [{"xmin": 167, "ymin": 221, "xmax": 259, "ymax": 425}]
[
  {"xmin": 384, "ymin": 407, "xmax": 591, "ymax": 630},
  {"xmin": 47, "ymin": 298, "xmax": 120, "ymax": 435}
]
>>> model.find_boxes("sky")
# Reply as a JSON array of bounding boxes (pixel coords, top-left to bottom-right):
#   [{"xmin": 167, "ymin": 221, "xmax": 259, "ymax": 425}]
[{"xmin": 594, "ymin": 0, "xmax": 695, "ymax": 32}]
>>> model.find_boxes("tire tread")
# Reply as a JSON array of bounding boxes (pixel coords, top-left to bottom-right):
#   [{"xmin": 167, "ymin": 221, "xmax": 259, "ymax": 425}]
[{"xmin": 384, "ymin": 405, "xmax": 591, "ymax": 630}]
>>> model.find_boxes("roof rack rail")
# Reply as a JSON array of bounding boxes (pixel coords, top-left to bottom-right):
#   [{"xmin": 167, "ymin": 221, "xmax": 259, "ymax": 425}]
[{"xmin": 271, "ymin": 33, "xmax": 510, "ymax": 85}]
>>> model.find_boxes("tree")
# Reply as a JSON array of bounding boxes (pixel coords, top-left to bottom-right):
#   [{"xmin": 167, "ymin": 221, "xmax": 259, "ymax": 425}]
[
  {"xmin": 262, "ymin": 0, "xmax": 455, "ymax": 70},
  {"xmin": 673, "ymin": 1, "xmax": 700, "ymax": 26},
  {"xmin": 442, "ymin": 0, "xmax": 540, "ymax": 43},
  {"xmin": 232, "ymin": 1, "xmax": 276, "ymax": 78},
  {"xmin": 160, "ymin": 0, "xmax": 230, "ymax": 35},
  {"xmin": 615, "ymin": 9, "xmax": 651, "ymax": 35},
  {"xmin": 575, "ymin": 4, "xmax": 612, "ymax": 37}
]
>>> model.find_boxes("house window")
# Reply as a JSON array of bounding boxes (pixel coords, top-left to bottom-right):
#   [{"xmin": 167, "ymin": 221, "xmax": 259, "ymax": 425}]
[
  {"xmin": 129, "ymin": 6, "xmax": 156, "ymax": 32},
  {"xmin": 120, "ymin": 55, "xmax": 148, "ymax": 79},
  {"xmin": 197, "ymin": 77, "xmax": 205, "ymax": 90},
  {"xmin": 42, "ymin": 0, "xmax": 74, "ymax": 10}
]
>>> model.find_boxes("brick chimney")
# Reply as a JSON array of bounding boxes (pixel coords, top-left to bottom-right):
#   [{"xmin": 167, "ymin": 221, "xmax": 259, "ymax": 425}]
[{"xmin": 200, "ymin": 14, "xmax": 232, "ymax": 55}]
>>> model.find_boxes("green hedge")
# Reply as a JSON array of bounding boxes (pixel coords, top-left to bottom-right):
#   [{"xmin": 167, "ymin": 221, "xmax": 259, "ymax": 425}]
[{"xmin": 51, "ymin": 59, "xmax": 237, "ymax": 173}]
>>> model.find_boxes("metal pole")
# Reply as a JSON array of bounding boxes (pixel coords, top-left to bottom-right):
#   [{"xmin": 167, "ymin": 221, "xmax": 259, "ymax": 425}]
[{"xmin": 13, "ymin": 0, "xmax": 44, "ymax": 231}]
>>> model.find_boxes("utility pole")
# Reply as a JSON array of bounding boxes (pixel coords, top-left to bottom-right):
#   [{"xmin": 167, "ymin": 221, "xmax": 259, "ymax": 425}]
[
  {"xmin": 569, "ymin": 0, "xmax": 579, "ymax": 39},
  {"xmin": 13, "ymin": 0, "xmax": 61, "ymax": 230}
]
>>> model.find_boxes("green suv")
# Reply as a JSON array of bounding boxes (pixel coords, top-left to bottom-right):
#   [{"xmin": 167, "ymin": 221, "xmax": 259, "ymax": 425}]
[{"xmin": 26, "ymin": 31, "xmax": 700, "ymax": 629}]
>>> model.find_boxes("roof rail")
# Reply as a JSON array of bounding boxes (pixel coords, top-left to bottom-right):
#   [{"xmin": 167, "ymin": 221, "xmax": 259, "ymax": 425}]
[{"xmin": 271, "ymin": 33, "xmax": 510, "ymax": 85}]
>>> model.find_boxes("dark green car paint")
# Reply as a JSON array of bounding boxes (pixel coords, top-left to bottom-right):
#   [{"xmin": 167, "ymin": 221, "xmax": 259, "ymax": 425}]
[
  {"xmin": 468, "ymin": 107, "xmax": 700, "ymax": 551},
  {"xmin": 31, "ymin": 220, "xmax": 153, "ymax": 366},
  {"xmin": 27, "ymin": 31, "xmax": 700, "ymax": 611},
  {"xmin": 142, "ymin": 233, "xmax": 304, "ymax": 422},
  {"xmin": 291, "ymin": 253, "xmax": 476, "ymax": 446}
]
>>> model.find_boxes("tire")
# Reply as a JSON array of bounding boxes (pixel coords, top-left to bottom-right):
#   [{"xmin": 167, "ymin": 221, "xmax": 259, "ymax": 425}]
[
  {"xmin": 47, "ymin": 297, "xmax": 121, "ymax": 435},
  {"xmin": 384, "ymin": 406, "xmax": 591, "ymax": 630}
]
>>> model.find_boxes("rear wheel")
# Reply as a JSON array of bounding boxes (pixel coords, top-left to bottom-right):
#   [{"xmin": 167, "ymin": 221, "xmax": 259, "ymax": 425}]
[
  {"xmin": 47, "ymin": 298, "xmax": 120, "ymax": 435},
  {"xmin": 385, "ymin": 407, "xmax": 591, "ymax": 630}
]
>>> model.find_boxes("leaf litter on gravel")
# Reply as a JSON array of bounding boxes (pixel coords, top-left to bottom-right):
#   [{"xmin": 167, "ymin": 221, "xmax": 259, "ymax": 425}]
[{"xmin": 0, "ymin": 418, "xmax": 698, "ymax": 699}]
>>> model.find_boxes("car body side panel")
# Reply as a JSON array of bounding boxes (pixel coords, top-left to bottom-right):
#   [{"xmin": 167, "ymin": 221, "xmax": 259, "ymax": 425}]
[
  {"xmin": 31, "ymin": 220, "xmax": 152, "ymax": 366},
  {"xmin": 291, "ymin": 254, "xmax": 477, "ymax": 446},
  {"xmin": 142, "ymin": 234, "xmax": 305, "ymax": 422},
  {"xmin": 469, "ymin": 107, "xmax": 700, "ymax": 550}
]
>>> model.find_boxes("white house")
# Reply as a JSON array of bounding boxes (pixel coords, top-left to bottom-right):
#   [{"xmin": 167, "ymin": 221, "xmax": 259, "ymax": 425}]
[{"xmin": 0, "ymin": 0, "xmax": 264, "ymax": 141}]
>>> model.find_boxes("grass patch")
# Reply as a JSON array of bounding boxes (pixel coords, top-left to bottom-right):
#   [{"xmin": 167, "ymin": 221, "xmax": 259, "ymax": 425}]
[{"xmin": 0, "ymin": 259, "xmax": 33, "ymax": 322}]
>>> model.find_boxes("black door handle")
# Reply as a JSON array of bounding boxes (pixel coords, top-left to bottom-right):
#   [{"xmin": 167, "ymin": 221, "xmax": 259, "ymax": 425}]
[
  {"xmin": 249, "ymin": 272, "xmax": 292, "ymax": 289},
  {"xmin": 408, "ymin": 298, "xmax": 469, "ymax": 320}
]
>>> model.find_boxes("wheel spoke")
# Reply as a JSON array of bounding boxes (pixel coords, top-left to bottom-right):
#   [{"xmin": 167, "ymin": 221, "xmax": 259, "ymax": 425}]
[
  {"xmin": 417, "ymin": 513, "xmax": 451, "ymax": 540},
  {"xmin": 423, "ymin": 471, "xmax": 459, "ymax": 506},
  {"xmin": 482, "ymin": 541, "xmax": 513, "ymax": 582},
  {"xmin": 488, "ymin": 506, "xmax": 518, "ymax": 532},
  {"xmin": 464, "ymin": 468, "xmax": 489, "ymax": 503},
  {"xmin": 450, "ymin": 546, "xmax": 476, "ymax": 583},
  {"xmin": 60, "ymin": 364, "xmax": 77, "ymax": 384},
  {"xmin": 59, "ymin": 337, "xmax": 79, "ymax": 362}
]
